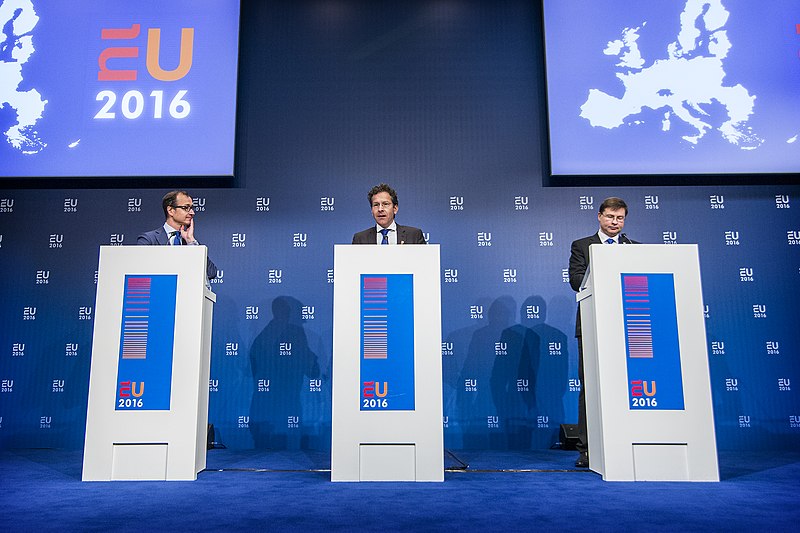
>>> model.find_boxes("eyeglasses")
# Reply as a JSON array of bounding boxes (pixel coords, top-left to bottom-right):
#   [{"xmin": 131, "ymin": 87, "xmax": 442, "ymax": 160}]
[
  {"xmin": 172, "ymin": 204, "xmax": 195, "ymax": 212},
  {"xmin": 602, "ymin": 214, "xmax": 625, "ymax": 222},
  {"xmin": 372, "ymin": 201, "xmax": 394, "ymax": 209}
]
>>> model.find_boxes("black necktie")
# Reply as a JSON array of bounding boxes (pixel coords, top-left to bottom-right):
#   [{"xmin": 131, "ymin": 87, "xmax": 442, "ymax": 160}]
[{"xmin": 380, "ymin": 228, "xmax": 390, "ymax": 245}]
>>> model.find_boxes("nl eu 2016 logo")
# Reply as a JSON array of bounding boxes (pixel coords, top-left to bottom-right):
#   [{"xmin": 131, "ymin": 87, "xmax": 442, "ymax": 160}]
[
  {"xmin": 96, "ymin": 24, "xmax": 193, "ymax": 120},
  {"xmin": 621, "ymin": 274, "xmax": 685, "ymax": 410},
  {"xmin": 115, "ymin": 275, "xmax": 177, "ymax": 410},
  {"xmin": 360, "ymin": 275, "xmax": 415, "ymax": 411}
]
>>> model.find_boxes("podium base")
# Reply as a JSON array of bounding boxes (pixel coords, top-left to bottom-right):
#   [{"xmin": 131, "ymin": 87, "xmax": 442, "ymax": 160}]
[
  {"xmin": 111, "ymin": 443, "xmax": 168, "ymax": 480},
  {"xmin": 359, "ymin": 444, "xmax": 416, "ymax": 481}
]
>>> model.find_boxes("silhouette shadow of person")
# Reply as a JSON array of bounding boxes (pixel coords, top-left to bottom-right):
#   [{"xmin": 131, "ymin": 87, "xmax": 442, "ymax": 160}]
[{"xmin": 249, "ymin": 296, "xmax": 320, "ymax": 449}]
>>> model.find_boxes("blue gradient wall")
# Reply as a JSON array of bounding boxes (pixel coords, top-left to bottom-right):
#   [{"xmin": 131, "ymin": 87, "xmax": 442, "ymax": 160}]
[{"xmin": 1, "ymin": 1, "xmax": 798, "ymax": 451}]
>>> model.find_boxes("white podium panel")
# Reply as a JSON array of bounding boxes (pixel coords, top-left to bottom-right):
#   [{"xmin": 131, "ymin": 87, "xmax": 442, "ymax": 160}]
[
  {"xmin": 331, "ymin": 244, "xmax": 443, "ymax": 482},
  {"xmin": 577, "ymin": 244, "xmax": 718, "ymax": 482},
  {"xmin": 82, "ymin": 245, "xmax": 215, "ymax": 481}
]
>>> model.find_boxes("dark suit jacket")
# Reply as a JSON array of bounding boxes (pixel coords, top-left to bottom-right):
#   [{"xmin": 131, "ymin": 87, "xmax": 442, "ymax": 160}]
[
  {"xmin": 569, "ymin": 233, "xmax": 637, "ymax": 336},
  {"xmin": 137, "ymin": 227, "xmax": 218, "ymax": 280},
  {"xmin": 351, "ymin": 224, "xmax": 426, "ymax": 245}
]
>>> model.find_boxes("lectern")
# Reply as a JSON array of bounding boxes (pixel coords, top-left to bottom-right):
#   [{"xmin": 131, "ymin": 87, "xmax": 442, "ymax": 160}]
[
  {"xmin": 577, "ymin": 244, "xmax": 718, "ymax": 481},
  {"xmin": 331, "ymin": 244, "xmax": 443, "ymax": 481},
  {"xmin": 82, "ymin": 245, "xmax": 215, "ymax": 481}
]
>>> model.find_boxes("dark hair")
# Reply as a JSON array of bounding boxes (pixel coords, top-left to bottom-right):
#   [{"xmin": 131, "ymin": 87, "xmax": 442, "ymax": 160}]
[
  {"xmin": 162, "ymin": 190, "xmax": 190, "ymax": 218},
  {"xmin": 599, "ymin": 197, "xmax": 628, "ymax": 216},
  {"xmin": 367, "ymin": 183, "xmax": 398, "ymax": 206}
]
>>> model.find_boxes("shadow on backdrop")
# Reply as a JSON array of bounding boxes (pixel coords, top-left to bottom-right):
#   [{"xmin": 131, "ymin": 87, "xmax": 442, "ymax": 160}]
[
  {"xmin": 523, "ymin": 295, "xmax": 570, "ymax": 448},
  {"xmin": 249, "ymin": 296, "xmax": 320, "ymax": 450}
]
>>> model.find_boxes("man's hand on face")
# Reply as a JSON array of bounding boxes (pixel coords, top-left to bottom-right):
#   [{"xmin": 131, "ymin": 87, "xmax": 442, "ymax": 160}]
[{"xmin": 180, "ymin": 217, "xmax": 196, "ymax": 244}]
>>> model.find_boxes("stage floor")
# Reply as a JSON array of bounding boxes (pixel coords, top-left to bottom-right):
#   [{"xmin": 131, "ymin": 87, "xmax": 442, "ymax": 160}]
[{"xmin": 3, "ymin": 448, "xmax": 799, "ymax": 531}]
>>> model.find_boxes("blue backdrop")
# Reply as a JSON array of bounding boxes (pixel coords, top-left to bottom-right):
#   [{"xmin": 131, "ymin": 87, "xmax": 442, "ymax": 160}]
[{"xmin": 1, "ymin": 1, "xmax": 798, "ymax": 452}]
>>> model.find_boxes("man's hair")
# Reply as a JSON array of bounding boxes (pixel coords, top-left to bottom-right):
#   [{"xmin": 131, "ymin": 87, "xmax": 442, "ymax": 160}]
[
  {"xmin": 599, "ymin": 197, "xmax": 628, "ymax": 216},
  {"xmin": 367, "ymin": 183, "xmax": 398, "ymax": 206},
  {"xmin": 162, "ymin": 190, "xmax": 190, "ymax": 218}
]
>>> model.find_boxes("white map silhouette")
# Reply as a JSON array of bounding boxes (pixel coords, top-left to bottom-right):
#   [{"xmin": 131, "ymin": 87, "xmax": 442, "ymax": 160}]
[
  {"xmin": 580, "ymin": 0, "xmax": 762, "ymax": 148},
  {"xmin": 0, "ymin": 0, "xmax": 47, "ymax": 154}
]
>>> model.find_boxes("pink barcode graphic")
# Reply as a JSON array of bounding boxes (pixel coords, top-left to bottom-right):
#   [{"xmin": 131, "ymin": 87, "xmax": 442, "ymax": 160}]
[
  {"xmin": 623, "ymin": 275, "xmax": 653, "ymax": 358},
  {"xmin": 362, "ymin": 276, "xmax": 388, "ymax": 359},
  {"xmin": 121, "ymin": 277, "xmax": 151, "ymax": 359}
]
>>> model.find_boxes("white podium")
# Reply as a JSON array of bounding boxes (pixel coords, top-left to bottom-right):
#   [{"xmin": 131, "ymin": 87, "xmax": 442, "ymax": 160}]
[
  {"xmin": 331, "ymin": 244, "xmax": 443, "ymax": 482},
  {"xmin": 577, "ymin": 244, "xmax": 718, "ymax": 482},
  {"xmin": 82, "ymin": 245, "xmax": 215, "ymax": 481}
]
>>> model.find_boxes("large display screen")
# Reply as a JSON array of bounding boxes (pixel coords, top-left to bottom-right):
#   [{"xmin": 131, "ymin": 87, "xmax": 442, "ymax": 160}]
[
  {"xmin": 542, "ymin": 0, "xmax": 800, "ymax": 176},
  {"xmin": 0, "ymin": 0, "xmax": 240, "ymax": 178}
]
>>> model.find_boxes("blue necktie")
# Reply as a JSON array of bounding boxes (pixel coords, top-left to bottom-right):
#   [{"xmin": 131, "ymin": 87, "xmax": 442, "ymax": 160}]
[
  {"xmin": 605, "ymin": 238, "xmax": 615, "ymax": 244},
  {"xmin": 171, "ymin": 231, "xmax": 182, "ymax": 245},
  {"xmin": 380, "ymin": 228, "xmax": 390, "ymax": 245}
]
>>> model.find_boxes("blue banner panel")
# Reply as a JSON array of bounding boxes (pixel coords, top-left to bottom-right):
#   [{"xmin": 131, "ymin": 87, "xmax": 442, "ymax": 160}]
[
  {"xmin": 622, "ymin": 273, "xmax": 685, "ymax": 410},
  {"xmin": 115, "ymin": 275, "xmax": 177, "ymax": 410},
  {"xmin": 360, "ymin": 274, "xmax": 415, "ymax": 411}
]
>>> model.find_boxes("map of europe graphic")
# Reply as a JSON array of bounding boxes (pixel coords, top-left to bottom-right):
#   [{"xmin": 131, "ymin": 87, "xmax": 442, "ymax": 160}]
[
  {"xmin": 580, "ymin": 0, "xmax": 762, "ymax": 148},
  {"xmin": 0, "ymin": 0, "xmax": 47, "ymax": 154},
  {"xmin": 544, "ymin": 0, "xmax": 800, "ymax": 175}
]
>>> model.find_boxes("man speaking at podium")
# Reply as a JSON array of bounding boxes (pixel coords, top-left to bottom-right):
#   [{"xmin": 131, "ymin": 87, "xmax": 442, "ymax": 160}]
[
  {"xmin": 137, "ymin": 190, "xmax": 218, "ymax": 280},
  {"xmin": 568, "ymin": 197, "xmax": 638, "ymax": 468},
  {"xmin": 352, "ymin": 183, "xmax": 426, "ymax": 245}
]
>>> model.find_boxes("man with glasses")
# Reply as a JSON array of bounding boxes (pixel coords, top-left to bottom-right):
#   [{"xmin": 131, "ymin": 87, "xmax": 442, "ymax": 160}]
[
  {"xmin": 568, "ymin": 197, "xmax": 637, "ymax": 468},
  {"xmin": 137, "ymin": 190, "xmax": 218, "ymax": 279},
  {"xmin": 352, "ymin": 183, "xmax": 426, "ymax": 245}
]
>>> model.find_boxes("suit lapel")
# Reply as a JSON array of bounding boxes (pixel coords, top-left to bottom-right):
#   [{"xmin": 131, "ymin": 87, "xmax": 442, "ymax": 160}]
[{"xmin": 156, "ymin": 227, "xmax": 169, "ymax": 245}]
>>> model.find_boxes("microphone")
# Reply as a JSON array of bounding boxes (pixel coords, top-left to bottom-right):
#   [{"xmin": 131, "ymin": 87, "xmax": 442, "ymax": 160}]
[{"xmin": 619, "ymin": 233, "xmax": 631, "ymax": 244}]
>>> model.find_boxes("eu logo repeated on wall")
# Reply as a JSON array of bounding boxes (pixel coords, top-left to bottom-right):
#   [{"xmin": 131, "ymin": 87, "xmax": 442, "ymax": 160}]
[{"xmin": 1, "ymin": 181, "xmax": 798, "ymax": 452}]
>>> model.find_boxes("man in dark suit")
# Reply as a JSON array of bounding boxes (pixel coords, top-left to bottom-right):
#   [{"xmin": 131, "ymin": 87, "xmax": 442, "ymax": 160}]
[
  {"xmin": 568, "ymin": 197, "xmax": 637, "ymax": 468},
  {"xmin": 352, "ymin": 183, "xmax": 426, "ymax": 245},
  {"xmin": 137, "ymin": 190, "xmax": 218, "ymax": 280}
]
